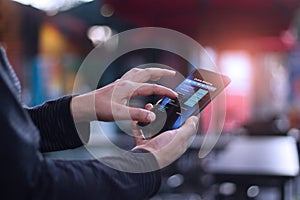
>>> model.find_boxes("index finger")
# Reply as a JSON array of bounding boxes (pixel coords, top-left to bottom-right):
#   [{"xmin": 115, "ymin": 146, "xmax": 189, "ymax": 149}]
[
  {"xmin": 131, "ymin": 83, "xmax": 177, "ymax": 98},
  {"xmin": 121, "ymin": 68, "xmax": 176, "ymax": 83}
]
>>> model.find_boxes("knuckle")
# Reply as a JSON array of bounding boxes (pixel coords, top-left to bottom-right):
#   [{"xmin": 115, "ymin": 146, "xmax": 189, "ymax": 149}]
[
  {"xmin": 144, "ymin": 68, "xmax": 150, "ymax": 73},
  {"xmin": 119, "ymin": 80, "xmax": 131, "ymax": 87},
  {"xmin": 131, "ymin": 68, "xmax": 141, "ymax": 74},
  {"xmin": 151, "ymin": 83, "xmax": 159, "ymax": 91}
]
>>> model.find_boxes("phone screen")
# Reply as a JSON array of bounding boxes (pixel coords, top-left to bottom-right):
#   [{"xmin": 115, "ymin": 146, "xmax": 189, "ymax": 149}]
[
  {"xmin": 138, "ymin": 69, "xmax": 230, "ymax": 139},
  {"xmin": 160, "ymin": 74, "xmax": 217, "ymax": 129}
]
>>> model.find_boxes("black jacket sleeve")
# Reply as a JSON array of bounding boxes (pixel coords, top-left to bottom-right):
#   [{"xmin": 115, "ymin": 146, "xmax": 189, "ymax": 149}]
[
  {"xmin": 33, "ymin": 151, "xmax": 161, "ymax": 200},
  {"xmin": 0, "ymin": 69, "xmax": 161, "ymax": 200},
  {"xmin": 26, "ymin": 96, "xmax": 90, "ymax": 152}
]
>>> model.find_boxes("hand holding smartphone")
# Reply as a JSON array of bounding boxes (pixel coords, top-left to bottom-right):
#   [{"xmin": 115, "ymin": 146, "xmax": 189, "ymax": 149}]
[{"xmin": 137, "ymin": 68, "xmax": 231, "ymax": 139}]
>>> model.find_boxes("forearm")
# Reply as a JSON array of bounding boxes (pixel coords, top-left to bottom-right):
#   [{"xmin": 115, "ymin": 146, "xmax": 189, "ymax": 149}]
[
  {"xmin": 27, "ymin": 95, "xmax": 90, "ymax": 152},
  {"xmin": 70, "ymin": 93, "xmax": 97, "ymax": 122}
]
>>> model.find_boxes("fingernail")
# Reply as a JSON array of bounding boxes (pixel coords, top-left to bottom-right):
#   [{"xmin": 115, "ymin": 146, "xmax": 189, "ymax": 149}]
[
  {"xmin": 191, "ymin": 116, "xmax": 199, "ymax": 126},
  {"xmin": 147, "ymin": 112, "xmax": 156, "ymax": 121},
  {"xmin": 194, "ymin": 116, "xmax": 199, "ymax": 122}
]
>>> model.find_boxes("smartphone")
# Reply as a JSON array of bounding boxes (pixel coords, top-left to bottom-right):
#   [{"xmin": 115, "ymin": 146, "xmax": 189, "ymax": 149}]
[{"xmin": 137, "ymin": 68, "xmax": 231, "ymax": 139}]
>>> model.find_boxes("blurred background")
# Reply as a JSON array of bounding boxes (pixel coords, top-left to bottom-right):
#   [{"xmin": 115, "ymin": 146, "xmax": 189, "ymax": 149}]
[{"xmin": 2, "ymin": 0, "xmax": 300, "ymax": 199}]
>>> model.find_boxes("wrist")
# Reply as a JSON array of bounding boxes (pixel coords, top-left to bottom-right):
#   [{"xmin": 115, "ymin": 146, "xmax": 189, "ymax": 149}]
[
  {"xmin": 70, "ymin": 93, "xmax": 97, "ymax": 122},
  {"xmin": 133, "ymin": 146, "xmax": 162, "ymax": 168},
  {"xmin": 131, "ymin": 147, "xmax": 162, "ymax": 170}
]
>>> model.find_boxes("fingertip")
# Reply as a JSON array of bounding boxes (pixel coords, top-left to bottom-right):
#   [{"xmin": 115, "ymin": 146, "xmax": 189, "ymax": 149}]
[
  {"xmin": 166, "ymin": 69, "xmax": 176, "ymax": 75},
  {"xmin": 170, "ymin": 71, "xmax": 176, "ymax": 76},
  {"xmin": 147, "ymin": 111, "xmax": 156, "ymax": 121},
  {"xmin": 145, "ymin": 103, "xmax": 154, "ymax": 110},
  {"xmin": 190, "ymin": 115, "xmax": 199, "ymax": 121},
  {"xmin": 187, "ymin": 116, "xmax": 199, "ymax": 127}
]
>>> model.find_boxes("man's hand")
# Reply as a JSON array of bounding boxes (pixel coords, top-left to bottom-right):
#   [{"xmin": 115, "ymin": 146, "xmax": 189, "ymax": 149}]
[
  {"xmin": 132, "ymin": 115, "xmax": 199, "ymax": 169},
  {"xmin": 71, "ymin": 68, "xmax": 177, "ymax": 122}
]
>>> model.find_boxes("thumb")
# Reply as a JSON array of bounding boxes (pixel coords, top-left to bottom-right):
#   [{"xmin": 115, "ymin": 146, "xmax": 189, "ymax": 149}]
[
  {"xmin": 128, "ymin": 107, "xmax": 156, "ymax": 122},
  {"xmin": 177, "ymin": 116, "xmax": 199, "ymax": 138},
  {"xmin": 185, "ymin": 116, "xmax": 199, "ymax": 129}
]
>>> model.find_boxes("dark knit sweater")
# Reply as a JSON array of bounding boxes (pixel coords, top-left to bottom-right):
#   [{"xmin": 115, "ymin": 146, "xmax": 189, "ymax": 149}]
[{"xmin": 0, "ymin": 45, "xmax": 160, "ymax": 200}]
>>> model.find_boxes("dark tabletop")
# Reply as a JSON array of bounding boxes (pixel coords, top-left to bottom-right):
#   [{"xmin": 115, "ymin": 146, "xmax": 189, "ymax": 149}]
[{"xmin": 206, "ymin": 136, "xmax": 299, "ymax": 178}]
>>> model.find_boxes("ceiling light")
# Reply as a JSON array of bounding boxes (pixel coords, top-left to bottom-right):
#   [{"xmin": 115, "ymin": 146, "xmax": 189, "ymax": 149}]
[
  {"xmin": 12, "ymin": 0, "xmax": 94, "ymax": 14},
  {"xmin": 87, "ymin": 25, "xmax": 112, "ymax": 46},
  {"xmin": 100, "ymin": 4, "xmax": 114, "ymax": 17}
]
